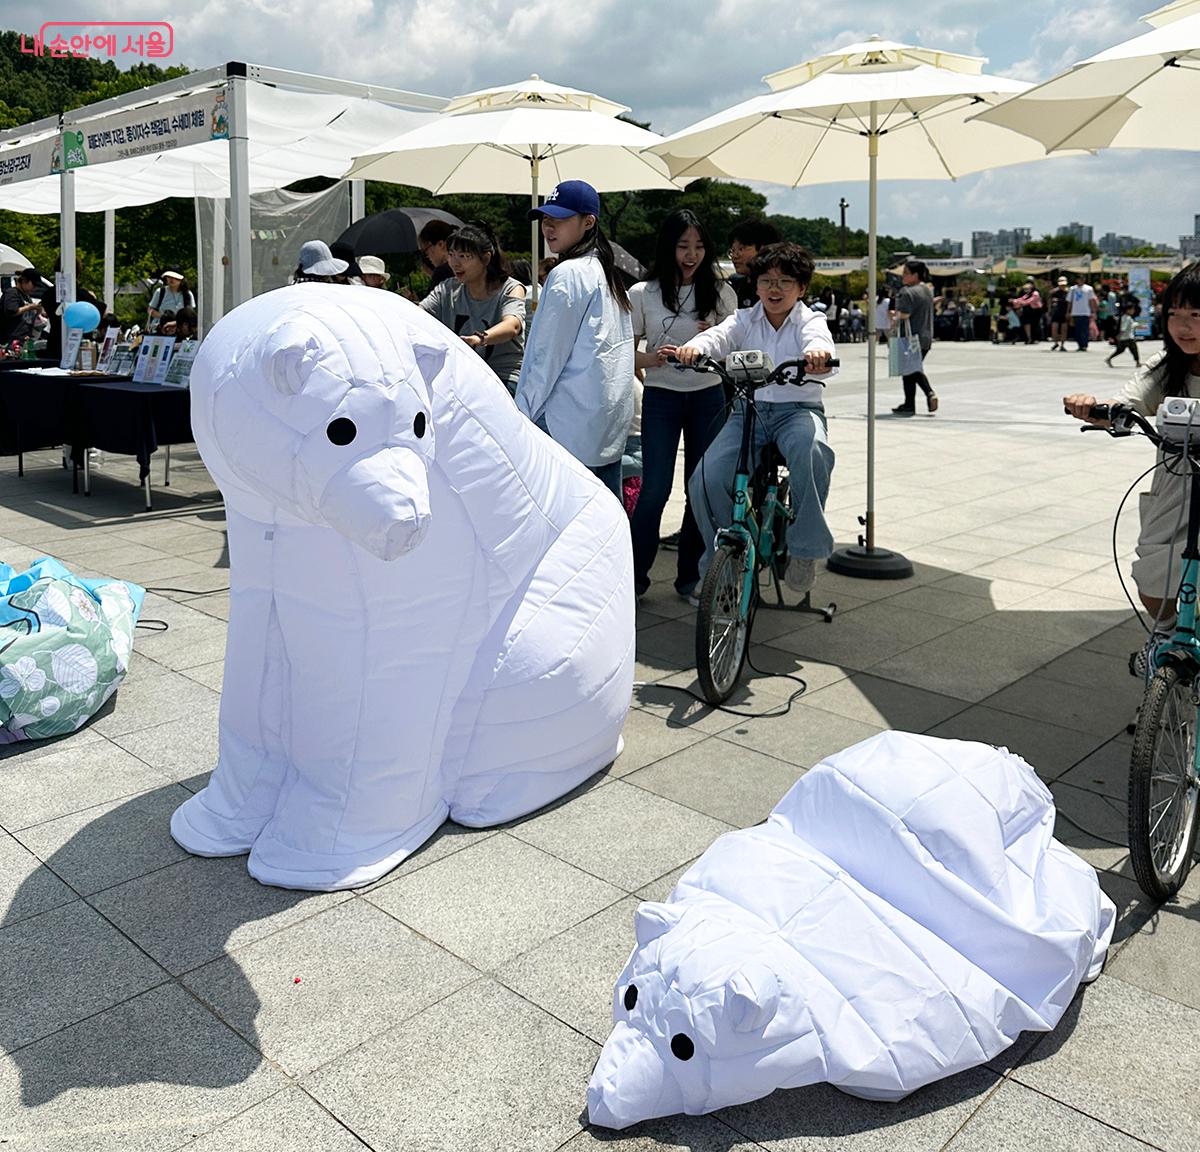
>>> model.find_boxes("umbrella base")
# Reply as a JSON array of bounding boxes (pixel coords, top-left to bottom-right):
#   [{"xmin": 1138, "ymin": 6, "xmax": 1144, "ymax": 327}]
[{"xmin": 826, "ymin": 545, "xmax": 914, "ymax": 581}]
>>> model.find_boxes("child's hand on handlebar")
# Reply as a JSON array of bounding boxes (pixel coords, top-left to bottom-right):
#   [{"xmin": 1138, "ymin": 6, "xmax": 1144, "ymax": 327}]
[
  {"xmin": 666, "ymin": 345, "xmax": 703, "ymax": 367},
  {"xmin": 804, "ymin": 349, "xmax": 834, "ymax": 374},
  {"xmin": 1063, "ymin": 393, "xmax": 1111, "ymax": 426}
]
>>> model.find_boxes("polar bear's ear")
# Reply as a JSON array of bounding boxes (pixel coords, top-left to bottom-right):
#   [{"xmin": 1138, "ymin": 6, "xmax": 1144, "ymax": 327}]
[
  {"xmin": 263, "ymin": 322, "xmax": 322, "ymax": 396},
  {"xmin": 725, "ymin": 963, "xmax": 780, "ymax": 1033},
  {"xmin": 634, "ymin": 902, "xmax": 682, "ymax": 948}
]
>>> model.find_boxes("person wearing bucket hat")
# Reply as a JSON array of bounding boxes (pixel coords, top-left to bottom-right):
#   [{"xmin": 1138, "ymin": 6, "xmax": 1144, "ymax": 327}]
[
  {"xmin": 358, "ymin": 256, "xmax": 390, "ymax": 289},
  {"xmin": 293, "ymin": 240, "xmax": 350, "ymax": 284},
  {"xmin": 147, "ymin": 269, "xmax": 195, "ymax": 333},
  {"xmin": 516, "ymin": 180, "xmax": 634, "ymax": 500},
  {"xmin": 1049, "ymin": 276, "xmax": 1070, "ymax": 351}
]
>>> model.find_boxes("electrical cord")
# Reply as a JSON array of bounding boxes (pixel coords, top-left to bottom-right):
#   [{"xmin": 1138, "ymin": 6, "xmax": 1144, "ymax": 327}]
[{"xmin": 1112, "ymin": 456, "xmax": 1172, "ymax": 635}]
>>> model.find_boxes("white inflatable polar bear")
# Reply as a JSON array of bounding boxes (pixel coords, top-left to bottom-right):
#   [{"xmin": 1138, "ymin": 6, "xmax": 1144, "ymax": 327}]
[
  {"xmin": 170, "ymin": 284, "xmax": 635, "ymax": 890},
  {"xmin": 588, "ymin": 731, "xmax": 1116, "ymax": 1130}
]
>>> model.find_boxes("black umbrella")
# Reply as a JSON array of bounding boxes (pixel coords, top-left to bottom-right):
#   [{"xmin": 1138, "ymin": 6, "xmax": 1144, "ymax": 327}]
[{"xmin": 334, "ymin": 207, "xmax": 466, "ymax": 257}]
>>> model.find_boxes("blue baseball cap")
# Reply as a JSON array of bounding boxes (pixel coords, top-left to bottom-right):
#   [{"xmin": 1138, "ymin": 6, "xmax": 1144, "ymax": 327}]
[{"xmin": 529, "ymin": 179, "xmax": 601, "ymax": 220}]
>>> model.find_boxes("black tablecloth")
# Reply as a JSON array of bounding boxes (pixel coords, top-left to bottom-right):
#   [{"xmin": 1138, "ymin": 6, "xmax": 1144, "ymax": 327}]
[{"xmin": 0, "ymin": 369, "xmax": 193, "ymax": 482}]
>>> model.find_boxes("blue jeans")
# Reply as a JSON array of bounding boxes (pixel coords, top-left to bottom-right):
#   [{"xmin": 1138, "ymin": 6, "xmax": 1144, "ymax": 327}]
[
  {"xmin": 590, "ymin": 460, "xmax": 623, "ymax": 499},
  {"xmin": 630, "ymin": 384, "xmax": 727, "ymax": 594},
  {"xmin": 688, "ymin": 400, "xmax": 834, "ymax": 580},
  {"xmin": 1073, "ymin": 314, "xmax": 1091, "ymax": 349}
]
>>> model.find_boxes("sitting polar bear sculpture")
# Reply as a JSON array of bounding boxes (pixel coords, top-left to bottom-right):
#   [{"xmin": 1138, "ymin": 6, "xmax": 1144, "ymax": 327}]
[
  {"xmin": 588, "ymin": 731, "xmax": 1116, "ymax": 1130},
  {"xmin": 171, "ymin": 284, "xmax": 634, "ymax": 890}
]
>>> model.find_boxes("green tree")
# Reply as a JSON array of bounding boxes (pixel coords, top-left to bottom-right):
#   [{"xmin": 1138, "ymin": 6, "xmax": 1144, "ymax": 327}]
[{"xmin": 1022, "ymin": 234, "xmax": 1101, "ymax": 258}]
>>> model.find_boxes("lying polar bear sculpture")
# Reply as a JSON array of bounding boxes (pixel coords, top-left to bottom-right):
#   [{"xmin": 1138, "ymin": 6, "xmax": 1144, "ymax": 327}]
[
  {"xmin": 588, "ymin": 731, "xmax": 1115, "ymax": 1129},
  {"xmin": 171, "ymin": 284, "xmax": 634, "ymax": 890}
]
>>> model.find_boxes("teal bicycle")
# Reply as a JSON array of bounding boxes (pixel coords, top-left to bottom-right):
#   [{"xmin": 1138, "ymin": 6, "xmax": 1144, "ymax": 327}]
[
  {"xmin": 1082, "ymin": 399, "xmax": 1200, "ymax": 900},
  {"xmin": 671, "ymin": 351, "xmax": 837, "ymax": 705}
]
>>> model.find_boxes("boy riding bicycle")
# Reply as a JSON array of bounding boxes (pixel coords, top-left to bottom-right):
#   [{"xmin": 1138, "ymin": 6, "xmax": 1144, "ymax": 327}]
[{"xmin": 666, "ymin": 243, "xmax": 837, "ymax": 597}]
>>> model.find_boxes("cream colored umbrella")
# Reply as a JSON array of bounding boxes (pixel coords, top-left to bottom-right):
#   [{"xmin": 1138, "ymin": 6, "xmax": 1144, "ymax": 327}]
[
  {"xmin": 973, "ymin": 9, "xmax": 1200, "ymax": 152},
  {"xmin": 650, "ymin": 37, "xmax": 1054, "ymax": 579},
  {"xmin": 345, "ymin": 75, "xmax": 677, "ymax": 299}
]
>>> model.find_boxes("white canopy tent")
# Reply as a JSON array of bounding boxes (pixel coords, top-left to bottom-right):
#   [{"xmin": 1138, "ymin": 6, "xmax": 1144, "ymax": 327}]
[{"xmin": 0, "ymin": 62, "xmax": 446, "ymax": 319}]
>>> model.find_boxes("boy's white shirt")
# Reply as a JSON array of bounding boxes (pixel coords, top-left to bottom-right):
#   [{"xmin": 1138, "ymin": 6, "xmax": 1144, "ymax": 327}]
[{"xmin": 681, "ymin": 300, "xmax": 838, "ymax": 404}]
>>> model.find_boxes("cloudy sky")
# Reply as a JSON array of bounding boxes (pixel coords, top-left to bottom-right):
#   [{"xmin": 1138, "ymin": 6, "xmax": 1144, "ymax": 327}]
[{"xmin": 10, "ymin": 0, "xmax": 1195, "ymax": 249}]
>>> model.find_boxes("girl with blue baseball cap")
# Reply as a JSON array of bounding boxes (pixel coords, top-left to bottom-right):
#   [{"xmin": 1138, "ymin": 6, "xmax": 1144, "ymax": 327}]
[{"xmin": 515, "ymin": 180, "xmax": 635, "ymax": 499}]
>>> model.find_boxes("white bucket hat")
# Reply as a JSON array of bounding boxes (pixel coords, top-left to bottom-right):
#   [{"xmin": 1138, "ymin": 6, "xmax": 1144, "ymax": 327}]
[
  {"xmin": 358, "ymin": 255, "xmax": 389, "ymax": 281},
  {"xmin": 298, "ymin": 240, "xmax": 348, "ymax": 277}
]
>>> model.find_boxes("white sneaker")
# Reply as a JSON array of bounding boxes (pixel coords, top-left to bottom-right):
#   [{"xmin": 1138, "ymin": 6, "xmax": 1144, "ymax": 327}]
[{"xmin": 785, "ymin": 557, "xmax": 816, "ymax": 594}]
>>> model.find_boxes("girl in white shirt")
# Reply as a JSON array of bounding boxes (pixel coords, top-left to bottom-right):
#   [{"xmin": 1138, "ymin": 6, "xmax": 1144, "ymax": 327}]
[{"xmin": 628, "ymin": 210, "xmax": 737, "ymax": 598}]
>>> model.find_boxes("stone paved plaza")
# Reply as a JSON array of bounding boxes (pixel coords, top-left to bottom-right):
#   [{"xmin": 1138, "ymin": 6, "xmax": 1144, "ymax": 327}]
[{"xmin": 1, "ymin": 338, "xmax": 1196, "ymax": 1151}]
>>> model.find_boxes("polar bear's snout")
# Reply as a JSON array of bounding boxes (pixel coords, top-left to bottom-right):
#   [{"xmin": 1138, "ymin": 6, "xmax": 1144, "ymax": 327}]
[
  {"xmin": 318, "ymin": 445, "xmax": 431, "ymax": 561},
  {"xmin": 587, "ymin": 1021, "xmax": 683, "ymax": 1130}
]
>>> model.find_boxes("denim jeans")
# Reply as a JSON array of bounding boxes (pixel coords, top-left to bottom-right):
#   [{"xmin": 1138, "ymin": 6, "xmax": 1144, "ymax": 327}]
[
  {"xmin": 688, "ymin": 399, "xmax": 834, "ymax": 581},
  {"xmin": 1073, "ymin": 314, "xmax": 1091, "ymax": 349},
  {"xmin": 589, "ymin": 460, "xmax": 623, "ymax": 500},
  {"xmin": 630, "ymin": 384, "xmax": 727, "ymax": 594}
]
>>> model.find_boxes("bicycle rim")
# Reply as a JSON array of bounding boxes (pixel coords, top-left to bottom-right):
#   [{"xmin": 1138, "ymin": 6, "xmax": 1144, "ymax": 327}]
[
  {"xmin": 1129, "ymin": 663, "xmax": 1200, "ymax": 901},
  {"xmin": 695, "ymin": 544, "xmax": 752, "ymax": 705}
]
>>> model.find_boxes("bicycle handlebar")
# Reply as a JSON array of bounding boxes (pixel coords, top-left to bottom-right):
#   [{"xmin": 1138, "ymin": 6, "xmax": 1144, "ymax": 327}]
[
  {"xmin": 1064, "ymin": 401, "xmax": 1176, "ymax": 449},
  {"xmin": 668, "ymin": 354, "xmax": 840, "ymax": 387}
]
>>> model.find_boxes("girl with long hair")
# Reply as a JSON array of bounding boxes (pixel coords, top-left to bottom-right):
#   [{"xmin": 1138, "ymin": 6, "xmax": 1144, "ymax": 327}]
[
  {"xmin": 1065, "ymin": 262, "xmax": 1200, "ymax": 665},
  {"xmin": 628, "ymin": 209, "xmax": 736, "ymax": 598},
  {"xmin": 421, "ymin": 221, "xmax": 527, "ymax": 396},
  {"xmin": 515, "ymin": 181, "xmax": 634, "ymax": 499}
]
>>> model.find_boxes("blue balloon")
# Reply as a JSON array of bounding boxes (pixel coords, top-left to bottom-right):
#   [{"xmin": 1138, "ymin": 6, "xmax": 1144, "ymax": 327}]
[{"xmin": 64, "ymin": 300, "xmax": 101, "ymax": 332}]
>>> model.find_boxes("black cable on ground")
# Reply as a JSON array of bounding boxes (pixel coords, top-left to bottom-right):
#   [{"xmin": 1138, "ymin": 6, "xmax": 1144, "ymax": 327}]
[{"xmin": 144, "ymin": 585, "xmax": 230, "ymax": 597}]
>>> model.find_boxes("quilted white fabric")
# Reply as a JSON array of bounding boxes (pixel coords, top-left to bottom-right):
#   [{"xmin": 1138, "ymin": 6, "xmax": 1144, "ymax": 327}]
[
  {"xmin": 170, "ymin": 284, "xmax": 634, "ymax": 890},
  {"xmin": 588, "ymin": 731, "xmax": 1115, "ymax": 1129}
]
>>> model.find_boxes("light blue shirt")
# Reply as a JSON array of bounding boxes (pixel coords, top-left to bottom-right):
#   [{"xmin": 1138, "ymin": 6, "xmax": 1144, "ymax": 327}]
[{"xmin": 516, "ymin": 252, "xmax": 634, "ymax": 467}]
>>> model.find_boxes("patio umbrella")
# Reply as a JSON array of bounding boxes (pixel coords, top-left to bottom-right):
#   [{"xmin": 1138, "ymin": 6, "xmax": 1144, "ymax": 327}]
[
  {"xmin": 0, "ymin": 243, "xmax": 32, "ymax": 276},
  {"xmin": 972, "ymin": 9, "xmax": 1200, "ymax": 152},
  {"xmin": 344, "ymin": 75, "xmax": 677, "ymax": 301},
  {"xmin": 334, "ymin": 207, "xmax": 465, "ymax": 257},
  {"xmin": 649, "ymin": 37, "xmax": 1055, "ymax": 579}
]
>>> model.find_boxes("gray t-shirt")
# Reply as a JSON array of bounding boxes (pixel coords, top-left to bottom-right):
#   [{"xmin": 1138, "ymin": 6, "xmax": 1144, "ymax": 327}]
[
  {"xmin": 896, "ymin": 283, "xmax": 934, "ymax": 351},
  {"xmin": 421, "ymin": 276, "xmax": 526, "ymax": 389}
]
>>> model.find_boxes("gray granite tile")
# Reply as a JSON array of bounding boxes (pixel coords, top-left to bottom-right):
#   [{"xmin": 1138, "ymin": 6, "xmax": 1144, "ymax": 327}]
[
  {"xmin": 1057, "ymin": 738, "xmax": 1134, "ymax": 801},
  {"xmin": 1014, "ymin": 974, "xmax": 1200, "ymax": 1150},
  {"xmin": 562, "ymin": 1114, "xmax": 760, "ymax": 1150},
  {"xmin": 360, "ymin": 820, "xmax": 499, "ymax": 892},
  {"xmin": 1049, "ymin": 783, "xmax": 1131, "ymax": 877},
  {"xmin": 945, "ymin": 1079, "xmax": 1154, "ymax": 1150},
  {"xmin": 89, "ymin": 855, "xmax": 348, "ymax": 975},
  {"xmin": 110, "ymin": 711, "xmax": 220, "ymax": 782},
  {"xmin": 631, "ymin": 683, "xmax": 757, "ymax": 736},
  {"xmin": 0, "ymin": 833, "xmax": 74, "ymax": 928},
  {"xmin": 172, "ymin": 1086, "xmax": 371, "ymax": 1151},
  {"xmin": 609, "ymin": 705, "xmax": 709, "ymax": 779},
  {"xmin": 635, "ymin": 860, "xmax": 700, "ymax": 903},
  {"xmin": 983, "ymin": 673, "xmax": 1138, "ymax": 738},
  {"xmin": 495, "ymin": 896, "xmax": 640, "ymax": 1044},
  {"xmin": 800, "ymin": 673, "xmax": 968, "ymax": 732},
  {"xmin": 0, "ymin": 737, "xmax": 170, "ymax": 831},
  {"xmin": 923, "ymin": 705, "xmax": 1108, "ymax": 781},
  {"xmin": 508, "ymin": 780, "xmax": 733, "ymax": 892},
  {"xmin": 1107, "ymin": 868, "xmax": 1200, "ymax": 1010},
  {"xmin": 626, "ymin": 740, "xmax": 801, "ymax": 828},
  {"xmin": 716, "ymin": 1067, "xmax": 999, "ymax": 1151},
  {"xmin": 180, "ymin": 660, "xmax": 225, "ymax": 692},
  {"xmin": 88, "ymin": 666, "xmax": 219, "ymax": 738},
  {"xmin": 305, "ymin": 978, "xmax": 597, "ymax": 1152},
  {"xmin": 717, "ymin": 704, "xmax": 886, "ymax": 771},
  {"xmin": 131, "ymin": 618, "xmax": 228, "ymax": 672},
  {"xmin": 0, "ymin": 899, "xmax": 165, "ymax": 1052},
  {"xmin": 366, "ymin": 833, "xmax": 624, "ymax": 970},
  {"xmin": 14, "ymin": 784, "xmax": 193, "ymax": 897},
  {"xmin": 184, "ymin": 899, "xmax": 475, "ymax": 1076},
  {"xmin": 0, "ymin": 983, "xmax": 284, "ymax": 1150},
  {"xmin": 885, "ymin": 584, "xmax": 999, "ymax": 623}
]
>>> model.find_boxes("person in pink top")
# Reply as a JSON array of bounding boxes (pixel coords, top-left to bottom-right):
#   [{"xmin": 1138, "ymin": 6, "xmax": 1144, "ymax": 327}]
[{"xmin": 1012, "ymin": 280, "xmax": 1042, "ymax": 345}]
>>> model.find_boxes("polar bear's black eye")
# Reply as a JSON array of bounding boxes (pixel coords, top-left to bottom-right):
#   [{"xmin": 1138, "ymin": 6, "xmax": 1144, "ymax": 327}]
[
  {"xmin": 623, "ymin": 985, "xmax": 638, "ymax": 1011},
  {"xmin": 327, "ymin": 418, "xmax": 357, "ymax": 446},
  {"xmin": 670, "ymin": 1034, "xmax": 694, "ymax": 1061},
  {"xmin": 413, "ymin": 412, "xmax": 426, "ymax": 439}
]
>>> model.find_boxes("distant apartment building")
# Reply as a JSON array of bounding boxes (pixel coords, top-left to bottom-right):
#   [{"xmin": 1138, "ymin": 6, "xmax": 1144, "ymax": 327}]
[
  {"xmin": 1099, "ymin": 232, "xmax": 1151, "ymax": 255},
  {"xmin": 1056, "ymin": 221, "xmax": 1095, "ymax": 245},
  {"xmin": 970, "ymin": 228, "xmax": 1031, "ymax": 260},
  {"xmin": 935, "ymin": 238, "xmax": 964, "ymax": 258},
  {"xmin": 1181, "ymin": 216, "xmax": 1200, "ymax": 258}
]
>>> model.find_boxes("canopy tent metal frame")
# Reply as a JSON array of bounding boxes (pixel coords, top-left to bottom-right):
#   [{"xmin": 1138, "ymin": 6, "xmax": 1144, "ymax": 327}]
[{"xmin": 0, "ymin": 61, "xmax": 446, "ymax": 314}]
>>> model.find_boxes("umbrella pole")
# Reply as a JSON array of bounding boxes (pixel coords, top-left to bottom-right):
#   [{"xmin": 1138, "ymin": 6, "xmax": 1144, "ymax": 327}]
[
  {"xmin": 827, "ymin": 102, "xmax": 913, "ymax": 581},
  {"xmin": 530, "ymin": 154, "xmax": 540, "ymax": 307}
]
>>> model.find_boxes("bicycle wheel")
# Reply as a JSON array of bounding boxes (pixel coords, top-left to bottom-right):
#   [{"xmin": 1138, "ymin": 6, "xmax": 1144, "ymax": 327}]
[
  {"xmin": 695, "ymin": 543, "xmax": 753, "ymax": 705},
  {"xmin": 1129, "ymin": 662, "xmax": 1200, "ymax": 901}
]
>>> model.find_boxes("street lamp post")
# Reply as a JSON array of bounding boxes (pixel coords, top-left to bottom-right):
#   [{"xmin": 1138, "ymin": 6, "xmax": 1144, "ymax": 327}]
[{"xmin": 839, "ymin": 197, "xmax": 849, "ymax": 295}]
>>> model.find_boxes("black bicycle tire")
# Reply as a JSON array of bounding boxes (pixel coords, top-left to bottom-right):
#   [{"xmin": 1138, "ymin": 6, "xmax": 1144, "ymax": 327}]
[
  {"xmin": 695, "ymin": 544, "xmax": 753, "ymax": 705},
  {"xmin": 1129, "ymin": 662, "xmax": 1200, "ymax": 901}
]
